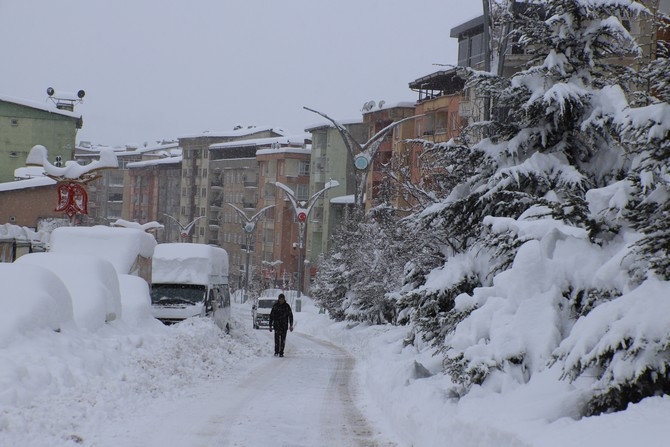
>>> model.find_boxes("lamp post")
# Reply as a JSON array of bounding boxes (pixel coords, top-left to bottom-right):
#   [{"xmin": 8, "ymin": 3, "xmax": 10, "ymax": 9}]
[
  {"xmin": 162, "ymin": 214, "xmax": 205, "ymax": 242},
  {"xmin": 303, "ymin": 107, "xmax": 421, "ymax": 212},
  {"xmin": 274, "ymin": 179, "xmax": 339, "ymax": 308},
  {"xmin": 226, "ymin": 204, "xmax": 274, "ymax": 303}
]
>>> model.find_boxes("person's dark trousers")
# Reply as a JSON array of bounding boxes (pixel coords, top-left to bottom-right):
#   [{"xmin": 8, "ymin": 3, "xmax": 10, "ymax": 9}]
[{"xmin": 274, "ymin": 328, "xmax": 288, "ymax": 356}]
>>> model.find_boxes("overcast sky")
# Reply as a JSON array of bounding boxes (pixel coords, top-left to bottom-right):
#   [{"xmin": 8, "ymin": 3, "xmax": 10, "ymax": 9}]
[{"xmin": 1, "ymin": 1, "xmax": 483, "ymax": 147}]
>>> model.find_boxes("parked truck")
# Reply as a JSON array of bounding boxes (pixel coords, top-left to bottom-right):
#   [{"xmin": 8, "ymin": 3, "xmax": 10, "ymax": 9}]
[{"xmin": 150, "ymin": 243, "xmax": 231, "ymax": 332}]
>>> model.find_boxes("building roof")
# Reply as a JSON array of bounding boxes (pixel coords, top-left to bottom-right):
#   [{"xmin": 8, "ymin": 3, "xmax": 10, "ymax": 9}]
[
  {"xmin": 409, "ymin": 69, "xmax": 465, "ymax": 95},
  {"xmin": 179, "ymin": 126, "xmax": 287, "ymax": 140},
  {"xmin": 0, "ymin": 176, "xmax": 56, "ymax": 192},
  {"xmin": 449, "ymin": 15, "xmax": 484, "ymax": 38},
  {"xmin": 304, "ymin": 118, "xmax": 363, "ymax": 132},
  {"xmin": 0, "ymin": 94, "xmax": 82, "ymax": 120},
  {"xmin": 361, "ymin": 101, "xmax": 415, "ymax": 116},
  {"xmin": 209, "ymin": 134, "xmax": 309, "ymax": 150},
  {"xmin": 127, "ymin": 156, "xmax": 183, "ymax": 169}
]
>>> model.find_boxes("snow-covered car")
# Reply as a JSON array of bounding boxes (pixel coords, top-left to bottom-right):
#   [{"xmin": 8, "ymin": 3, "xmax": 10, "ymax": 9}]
[
  {"xmin": 15, "ymin": 252, "xmax": 122, "ymax": 331},
  {"xmin": 0, "ymin": 262, "xmax": 74, "ymax": 345}
]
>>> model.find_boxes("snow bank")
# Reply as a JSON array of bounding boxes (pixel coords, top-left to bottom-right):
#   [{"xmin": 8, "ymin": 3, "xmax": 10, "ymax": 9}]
[{"xmin": 118, "ymin": 274, "xmax": 153, "ymax": 326}]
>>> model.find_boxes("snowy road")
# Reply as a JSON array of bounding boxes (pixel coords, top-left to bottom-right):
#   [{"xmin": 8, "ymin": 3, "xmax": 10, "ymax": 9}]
[{"xmin": 95, "ymin": 330, "xmax": 397, "ymax": 447}]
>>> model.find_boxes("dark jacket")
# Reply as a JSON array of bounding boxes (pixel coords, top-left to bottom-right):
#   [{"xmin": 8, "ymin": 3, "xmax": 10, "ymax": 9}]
[{"xmin": 269, "ymin": 301, "xmax": 293, "ymax": 331}]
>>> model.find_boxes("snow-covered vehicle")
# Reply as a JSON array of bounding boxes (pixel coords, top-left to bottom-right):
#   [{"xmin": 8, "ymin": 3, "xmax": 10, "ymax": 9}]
[
  {"xmin": 252, "ymin": 288, "xmax": 283, "ymax": 329},
  {"xmin": 150, "ymin": 243, "xmax": 231, "ymax": 332}
]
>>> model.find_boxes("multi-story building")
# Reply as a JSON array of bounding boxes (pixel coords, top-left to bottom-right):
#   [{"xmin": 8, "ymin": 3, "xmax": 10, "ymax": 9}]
[
  {"xmin": 255, "ymin": 140, "xmax": 312, "ymax": 291},
  {"xmin": 125, "ymin": 146, "xmax": 182, "ymax": 243},
  {"xmin": 74, "ymin": 142, "xmax": 178, "ymax": 226},
  {"xmin": 178, "ymin": 127, "xmax": 285, "ymax": 245},
  {"xmin": 304, "ymin": 119, "xmax": 367, "ymax": 266},
  {"xmin": 0, "ymin": 95, "xmax": 82, "ymax": 183},
  {"xmin": 361, "ymin": 103, "xmax": 417, "ymax": 213},
  {"xmin": 209, "ymin": 135, "xmax": 307, "ymax": 290}
]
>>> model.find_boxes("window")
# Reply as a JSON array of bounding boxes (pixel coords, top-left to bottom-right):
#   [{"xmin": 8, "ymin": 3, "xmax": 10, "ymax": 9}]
[
  {"xmin": 299, "ymin": 160, "xmax": 310, "ymax": 176},
  {"xmin": 458, "ymin": 38, "xmax": 469, "ymax": 67},
  {"xmin": 469, "ymin": 33, "xmax": 485, "ymax": 66},
  {"xmin": 10, "ymin": 118, "xmax": 18, "ymax": 127},
  {"xmin": 296, "ymin": 184, "xmax": 309, "ymax": 200}
]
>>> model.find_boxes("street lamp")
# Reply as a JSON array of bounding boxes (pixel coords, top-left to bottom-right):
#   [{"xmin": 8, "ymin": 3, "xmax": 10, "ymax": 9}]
[
  {"xmin": 274, "ymin": 179, "xmax": 339, "ymax": 308},
  {"xmin": 226, "ymin": 204, "xmax": 274, "ymax": 303},
  {"xmin": 163, "ymin": 214, "xmax": 205, "ymax": 242},
  {"xmin": 303, "ymin": 107, "xmax": 421, "ymax": 211}
]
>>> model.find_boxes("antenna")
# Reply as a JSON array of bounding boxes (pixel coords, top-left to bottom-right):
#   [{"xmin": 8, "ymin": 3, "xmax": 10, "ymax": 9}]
[{"xmin": 46, "ymin": 87, "xmax": 85, "ymax": 111}]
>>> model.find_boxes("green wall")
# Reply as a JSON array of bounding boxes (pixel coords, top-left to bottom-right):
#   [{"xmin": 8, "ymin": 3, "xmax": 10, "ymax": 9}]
[{"xmin": 0, "ymin": 100, "xmax": 81, "ymax": 183}]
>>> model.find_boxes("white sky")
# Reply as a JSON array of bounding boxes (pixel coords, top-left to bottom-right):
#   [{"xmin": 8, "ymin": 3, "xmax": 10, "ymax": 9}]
[{"xmin": 0, "ymin": 0, "xmax": 483, "ymax": 147}]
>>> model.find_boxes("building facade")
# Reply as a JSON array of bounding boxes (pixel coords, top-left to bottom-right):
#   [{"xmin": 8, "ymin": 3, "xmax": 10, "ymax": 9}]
[
  {"xmin": 209, "ymin": 136, "xmax": 306, "ymax": 289},
  {"xmin": 256, "ymin": 143, "xmax": 312, "ymax": 291},
  {"xmin": 0, "ymin": 96, "xmax": 82, "ymax": 183},
  {"xmin": 126, "ymin": 153, "xmax": 182, "ymax": 243},
  {"xmin": 178, "ymin": 127, "xmax": 285, "ymax": 245}
]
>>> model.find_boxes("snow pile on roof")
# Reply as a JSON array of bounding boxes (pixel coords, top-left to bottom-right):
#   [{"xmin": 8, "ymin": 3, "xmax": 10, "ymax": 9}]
[
  {"xmin": 126, "ymin": 155, "xmax": 183, "ymax": 168},
  {"xmin": 0, "ymin": 223, "xmax": 44, "ymax": 242},
  {"xmin": 180, "ymin": 126, "xmax": 287, "ymax": 139},
  {"xmin": 14, "ymin": 166, "xmax": 46, "ymax": 180},
  {"xmin": 0, "ymin": 94, "xmax": 81, "ymax": 119},
  {"xmin": 110, "ymin": 219, "xmax": 163, "ymax": 232},
  {"xmin": 304, "ymin": 118, "xmax": 362, "ymax": 132},
  {"xmin": 0, "ymin": 176, "xmax": 56, "ymax": 192},
  {"xmin": 49, "ymin": 226, "xmax": 156, "ymax": 275},
  {"xmin": 210, "ymin": 134, "xmax": 308, "ymax": 150},
  {"xmin": 152, "ymin": 243, "xmax": 229, "ymax": 284}
]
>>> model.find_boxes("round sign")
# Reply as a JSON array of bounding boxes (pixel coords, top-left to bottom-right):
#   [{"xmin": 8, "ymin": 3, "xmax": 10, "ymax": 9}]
[
  {"xmin": 297, "ymin": 212, "xmax": 307, "ymax": 222},
  {"xmin": 354, "ymin": 154, "xmax": 369, "ymax": 170}
]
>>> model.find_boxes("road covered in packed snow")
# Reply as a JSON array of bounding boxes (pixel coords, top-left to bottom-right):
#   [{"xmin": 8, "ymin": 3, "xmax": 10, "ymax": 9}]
[{"xmin": 93, "ymin": 329, "xmax": 397, "ymax": 447}]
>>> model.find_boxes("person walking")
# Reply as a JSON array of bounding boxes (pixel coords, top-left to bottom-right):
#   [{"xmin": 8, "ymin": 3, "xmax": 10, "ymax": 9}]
[{"xmin": 269, "ymin": 293, "xmax": 293, "ymax": 357}]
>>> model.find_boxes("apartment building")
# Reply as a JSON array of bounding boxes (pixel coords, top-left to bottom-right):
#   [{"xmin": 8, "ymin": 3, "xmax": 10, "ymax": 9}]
[
  {"xmin": 73, "ymin": 142, "xmax": 178, "ymax": 226},
  {"xmin": 255, "ymin": 141, "xmax": 312, "ymax": 291},
  {"xmin": 126, "ymin": 149, "xmax": 182, "ymax": 243},
  {"xmin": 361, "ymin": 103, "xmax": 417, "ymax": 213},
  {"xmin": 304, "ymin": 119, "xmax": 367, "ymax": 265},
  {"xmin": 209, "ymin": 135, "xmax": 307, "ymax": 290},
  {"xmin": 178, "ymin": 127, "xmax": 285, "ymax": 245}
]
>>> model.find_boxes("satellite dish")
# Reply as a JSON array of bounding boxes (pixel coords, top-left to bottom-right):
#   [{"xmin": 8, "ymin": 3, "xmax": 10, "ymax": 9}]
[
  {"xmin": 77, "ymin": 90, "xmax": 86, "ymax": 99},
  {"xmin": 46, "ymin": 87, "xmax": 55, "ymax": 96},
  {"xmin": 378, "ymin": 100, "xmax": 386, "ymax": 109}
]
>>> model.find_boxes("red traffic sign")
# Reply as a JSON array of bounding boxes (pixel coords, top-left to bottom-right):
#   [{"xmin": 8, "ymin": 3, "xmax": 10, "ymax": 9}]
[{"xmin": 297, "ymin": 212, "xmax": 307, "ymax": 222}]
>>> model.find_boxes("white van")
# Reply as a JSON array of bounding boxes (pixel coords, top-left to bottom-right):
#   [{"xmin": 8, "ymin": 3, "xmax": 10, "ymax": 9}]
[
  {"xmin": 252, "ymin": 288, "xmax": 283, "ymax": 329},
  {"xmin": 150, "ymin": 243, "xmax": 231, "ymax": 332}
]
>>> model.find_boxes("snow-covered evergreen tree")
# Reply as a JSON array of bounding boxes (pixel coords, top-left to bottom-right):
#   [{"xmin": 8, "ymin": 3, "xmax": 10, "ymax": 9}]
[{"xmin": 401, "ymin": 0, "xmax": 665, "ymax": 415}]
